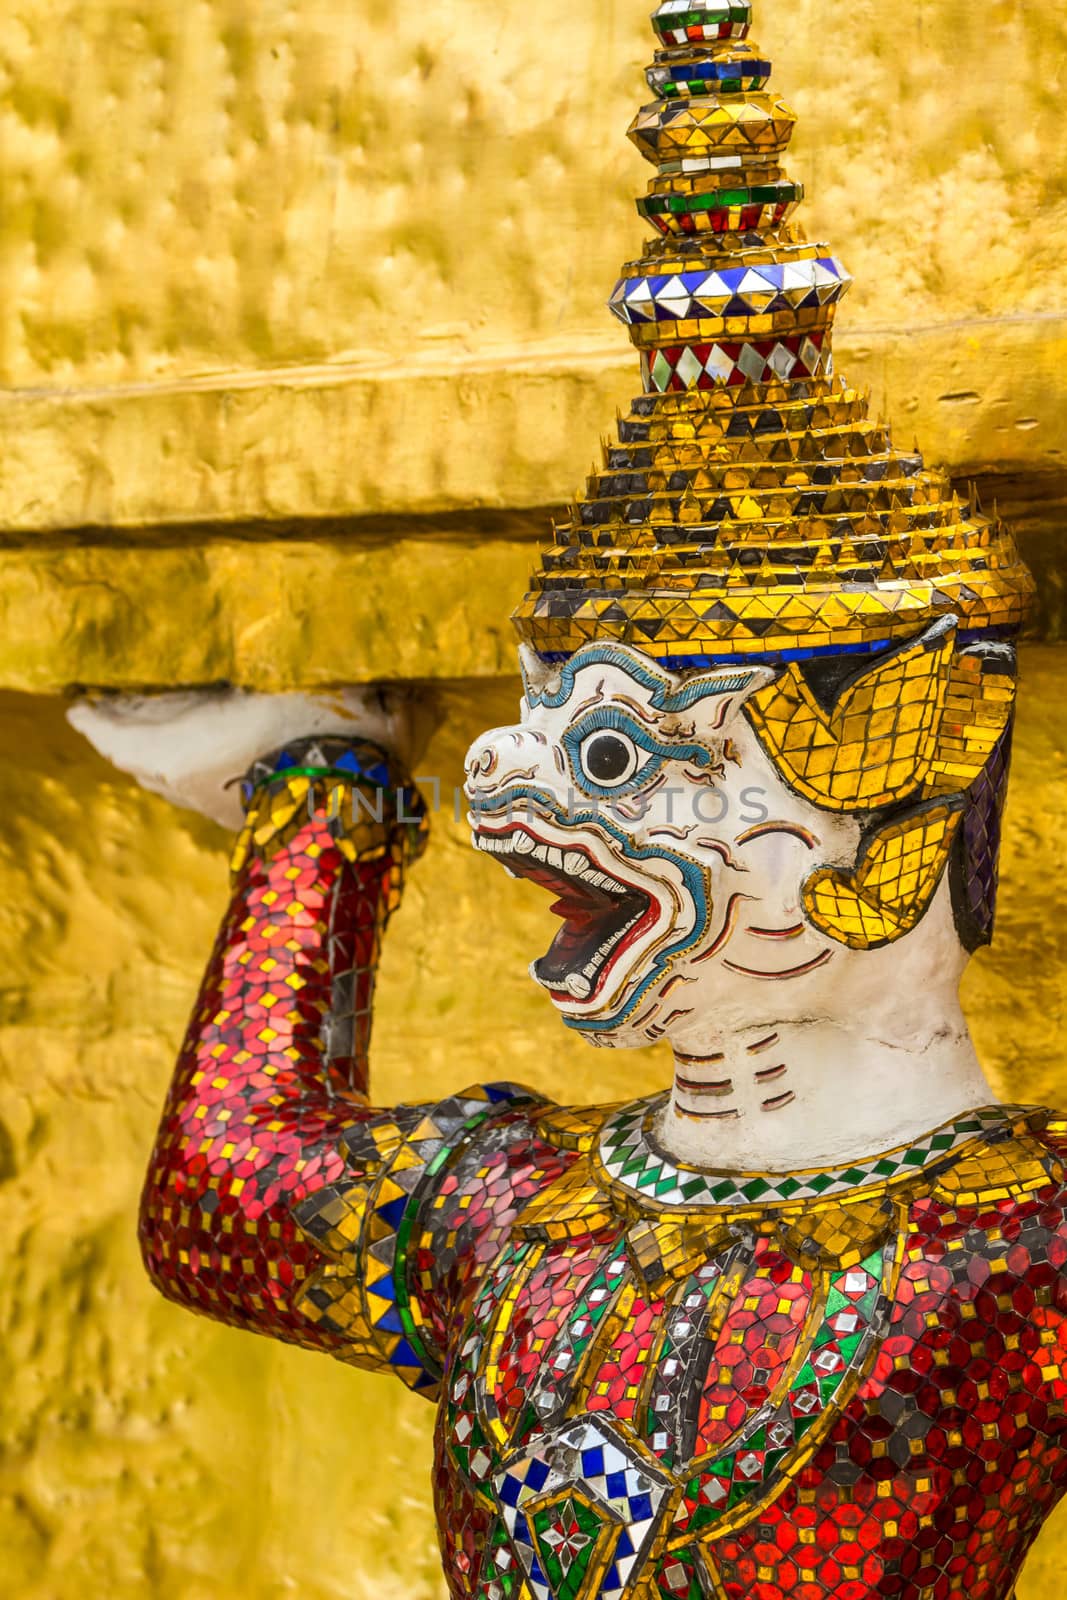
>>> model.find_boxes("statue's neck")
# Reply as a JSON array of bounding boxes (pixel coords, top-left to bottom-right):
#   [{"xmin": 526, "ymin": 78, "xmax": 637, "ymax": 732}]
[{"xmin": 657, "ymin": 992, "xmax": 995, "ymax": 1175}]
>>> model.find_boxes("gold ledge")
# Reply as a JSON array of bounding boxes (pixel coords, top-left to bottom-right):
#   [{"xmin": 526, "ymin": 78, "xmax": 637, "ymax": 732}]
[
  {"xmin": 0, "ymin": 536, "xmax": 535, "ymax": 693},
  {"xmin": 1, "ymin": 319, "xmax": 1066, "ymax": 536},
  {"xmin": 0, "ymin": 506, "xmax": 1058, "ymax": 696}
]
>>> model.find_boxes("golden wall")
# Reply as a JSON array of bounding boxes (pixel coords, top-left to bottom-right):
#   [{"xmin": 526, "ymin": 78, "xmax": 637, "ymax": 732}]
[{"xmin": 0, "ymin": 1, "xmax": 1064, "ymax": 1596}]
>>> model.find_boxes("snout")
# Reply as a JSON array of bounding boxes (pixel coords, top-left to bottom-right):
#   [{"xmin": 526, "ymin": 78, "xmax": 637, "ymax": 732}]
[
  {"xmin": 463, "ymin": 723, "xmax": 551, "ymax": 802},
  {"xmin": 463, "ymin": 735, "xmax": 499, "ymax": 790}
]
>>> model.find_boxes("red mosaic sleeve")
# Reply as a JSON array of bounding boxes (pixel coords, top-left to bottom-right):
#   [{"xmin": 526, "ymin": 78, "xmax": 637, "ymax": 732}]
[{"xmin": 138, "ymin": 741, "xmax": 429, "ymax": 1358}]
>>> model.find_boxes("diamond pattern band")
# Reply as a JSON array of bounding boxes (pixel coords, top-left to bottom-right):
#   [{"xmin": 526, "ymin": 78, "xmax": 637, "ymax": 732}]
[
  {"xmin": 597, "ymin": 1098, "xmax": 1016, "ymax": 1211},
  {"xmin": 641, "ymin": 332, "xmax": 830, "ymax": 391},
  {"xmin": 610, "ymin": 256, "xmax": 850, "ymax": 325}
]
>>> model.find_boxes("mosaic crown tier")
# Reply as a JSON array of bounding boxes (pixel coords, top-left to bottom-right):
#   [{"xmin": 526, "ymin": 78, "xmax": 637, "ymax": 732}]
[{"xmin": 513, "ymin": 3, "xmax": 1034, "ymax": 667}]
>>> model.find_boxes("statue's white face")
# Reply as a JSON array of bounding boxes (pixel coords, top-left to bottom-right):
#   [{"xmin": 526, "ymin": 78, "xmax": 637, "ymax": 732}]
[{"xmin": 465, "ymin": 644, "xmax": 861, "ymax": 1049}]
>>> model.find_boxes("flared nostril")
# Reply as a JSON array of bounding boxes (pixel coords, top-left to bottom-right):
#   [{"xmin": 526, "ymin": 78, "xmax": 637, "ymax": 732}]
[{"xmin": 464, "ymin": 744, "xmax": 499, "ymax": 784}]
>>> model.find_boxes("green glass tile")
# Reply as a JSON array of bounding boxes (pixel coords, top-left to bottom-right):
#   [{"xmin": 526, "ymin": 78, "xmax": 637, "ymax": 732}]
[
  {"xmin": 726, "ymin": 1475, "xmax": 756, "ymax": 1510},
  {"xmin": 825, "ymin": 1283, "xmax": 850, "ymax": 1316},
  {"xmin": 838, "ymin": 1331, "xmax": 864, "ymax": 1364}
]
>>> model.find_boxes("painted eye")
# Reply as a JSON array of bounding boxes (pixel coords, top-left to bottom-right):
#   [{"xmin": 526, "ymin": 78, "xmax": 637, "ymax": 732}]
[{"xmin": 579, "ymin": 729, "xmax": 640, "ymax": 788}]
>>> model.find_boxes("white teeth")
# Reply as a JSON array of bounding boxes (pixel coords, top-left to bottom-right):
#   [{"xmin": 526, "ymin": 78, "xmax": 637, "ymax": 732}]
[
  {"xmin": 565, "ymin": 972, "xmax": 593, "ymax": 999},
  {"xmin": 475, "ymin": 832, "xmax": 629, "ymax": 895},
  {"xmin": 569, "ymin": 912, "xmax": 644, "ymax": 989}
]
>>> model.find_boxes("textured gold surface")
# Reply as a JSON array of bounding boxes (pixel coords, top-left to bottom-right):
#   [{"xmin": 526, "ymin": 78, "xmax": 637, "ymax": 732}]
[
  {"xmin": 2, "ymin": 321, "xmax": 1066, "ymax": 533},
  {"xmin": 1, "ymin": 0, "xmax": 1067, "ymax": 531},
  {"xmin": 1, "ymin": 0, "xmax": 1065, "ymax": 1593},
  {"xmin": 0, "ymin": 505, "xmax": 1059, "ymax": 697},
  {"xmin": 0, "ymin": 654, "xmax": 1063, "ymax": 1598}
]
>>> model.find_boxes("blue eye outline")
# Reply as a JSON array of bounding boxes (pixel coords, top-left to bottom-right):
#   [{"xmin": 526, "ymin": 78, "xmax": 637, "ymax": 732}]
[{"xmin": 561, "ymin": 706, "xmax": 717, "ymax": 800}]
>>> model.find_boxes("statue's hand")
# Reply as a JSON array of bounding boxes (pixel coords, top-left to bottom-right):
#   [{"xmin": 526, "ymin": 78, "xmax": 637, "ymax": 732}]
[{"xmin": 68, "ymin": 686, "xmax": 437, "ymax": 831}]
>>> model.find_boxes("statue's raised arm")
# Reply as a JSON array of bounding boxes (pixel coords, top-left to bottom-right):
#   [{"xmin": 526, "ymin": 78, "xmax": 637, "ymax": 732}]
[{"xmin": 69, "ymin": 689, "xmax": 561, "ymax": 1399}]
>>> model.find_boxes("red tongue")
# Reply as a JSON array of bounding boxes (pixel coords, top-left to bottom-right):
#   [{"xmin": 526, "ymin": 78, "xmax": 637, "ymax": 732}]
[
  {"xmin": 548, "ymin": 888, "xmax": 611, "ymax": 968},
  {"xmin": 549, "ymin": 890, "xmax": 605, "ymax": 931}
]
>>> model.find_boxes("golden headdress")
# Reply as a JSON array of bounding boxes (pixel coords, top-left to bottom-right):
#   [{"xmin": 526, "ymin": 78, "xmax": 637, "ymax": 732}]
[
  {"xmin": 513, "ymin": 1, "xmax": 1033, "ymax": 668},
  {"xmin": 513, "ymin": 2, "xmax": 1035, "ymax": 952}
]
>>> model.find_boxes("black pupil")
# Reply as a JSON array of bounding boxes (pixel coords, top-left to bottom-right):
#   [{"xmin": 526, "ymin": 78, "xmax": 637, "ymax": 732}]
[{"xmin": 585, "ymin": 733, "xmax": 633, "ymax": 783}]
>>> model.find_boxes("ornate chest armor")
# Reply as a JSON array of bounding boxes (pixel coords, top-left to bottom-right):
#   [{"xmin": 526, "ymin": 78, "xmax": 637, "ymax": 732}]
[{"xmin": 291, "ymin": 1082, "xmax": 1067, "ymax": 1600}]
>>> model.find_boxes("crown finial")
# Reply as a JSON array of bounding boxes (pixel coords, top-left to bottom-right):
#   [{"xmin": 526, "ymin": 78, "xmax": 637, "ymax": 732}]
[{"xmin": 614, "ymin": 2, "xmax": 848, "ymax": 393}]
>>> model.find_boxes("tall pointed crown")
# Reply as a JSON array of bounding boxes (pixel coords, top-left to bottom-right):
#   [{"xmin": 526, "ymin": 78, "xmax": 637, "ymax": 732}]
[{"xmin": 513, "ymin": 2, "xmax": 1034, "ymax": 667}]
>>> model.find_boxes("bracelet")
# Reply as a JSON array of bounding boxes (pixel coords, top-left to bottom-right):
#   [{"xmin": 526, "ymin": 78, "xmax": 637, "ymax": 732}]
[
  {"xmin": 240, "ymin": 735, "xmax": 412, "ymax": 814},
  {"xmin": 231, "ymin": 735, "xmax": 429, "ymax": 879}
]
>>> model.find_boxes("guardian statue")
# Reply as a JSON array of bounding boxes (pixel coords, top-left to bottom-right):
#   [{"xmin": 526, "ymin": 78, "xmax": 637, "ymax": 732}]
[{"xmin": 73, "ymin": 6, "xmax": 1059, "ymax": 1598}]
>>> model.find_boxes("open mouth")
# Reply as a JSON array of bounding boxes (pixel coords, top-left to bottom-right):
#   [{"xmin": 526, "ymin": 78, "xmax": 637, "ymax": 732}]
[{"xmin": 474, "ymin": 825, "xmax": 657, "ymax": 1003}]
